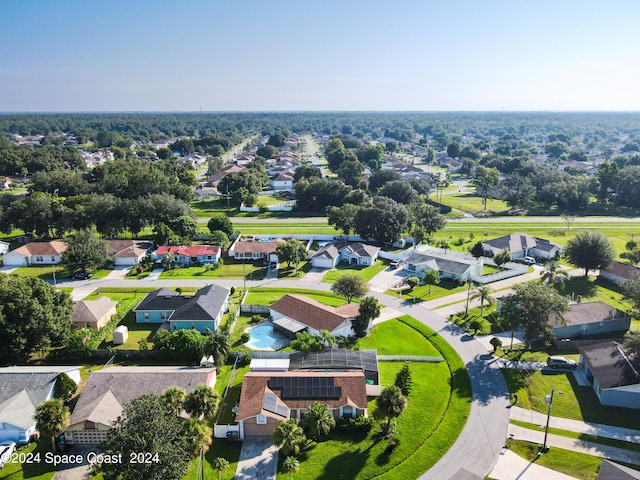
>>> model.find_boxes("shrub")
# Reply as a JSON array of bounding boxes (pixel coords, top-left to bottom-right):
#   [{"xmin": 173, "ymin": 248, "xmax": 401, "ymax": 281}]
[
  {"xmin": 238, "ymin": 351, "xmax": 252, "ymax": 366},
  {"xmin": 337, "ymin": 416, "xmax": 375, "ymax": 434},
  {"xmin": 230, "ymin": 286, "xmax": 235, "ymax": 295},
  {"xmin": 394, "ymin": 363, "xmax": 413, "ymax": 396},
  {"xmin": 386, "ymin": 436, "xmax": 401, "ymax": 453},
  {"xmin": 54, "ymin": 372, "xmax": 77, "ymax": 401},
  {"xmin": 240, "ymin": 332, "xmax": 251, "ymax": 343},
  {"xmin": 489, "ymin": 337, "xmax": 503, "ymax": 353},
  {"xmin": 251, "ymin": 314, "xmax": 263, "ymax": 323},
  {"xmin": 406, "ymin": 276, "xmax": 420, "ymax": 289}
]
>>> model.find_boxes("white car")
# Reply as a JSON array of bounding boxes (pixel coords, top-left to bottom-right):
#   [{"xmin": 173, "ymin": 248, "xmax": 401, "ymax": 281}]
[{"xmin": 0, "ymin": 441, "xmax": 17, "ymax": 468}]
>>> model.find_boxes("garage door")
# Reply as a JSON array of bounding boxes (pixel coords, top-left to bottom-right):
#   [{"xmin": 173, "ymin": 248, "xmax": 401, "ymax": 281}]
[{"xmin": 70, "ymin": 429, "xmax": 108, "ymax": 445}]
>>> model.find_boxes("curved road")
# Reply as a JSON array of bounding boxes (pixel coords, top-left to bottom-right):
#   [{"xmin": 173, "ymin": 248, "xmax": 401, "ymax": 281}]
[{"xmin": 65, "ymin": 274, "xmax": 510, "ymax": 479}]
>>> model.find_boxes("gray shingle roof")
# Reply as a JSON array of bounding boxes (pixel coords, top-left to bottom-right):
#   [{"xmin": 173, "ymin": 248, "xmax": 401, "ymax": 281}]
[
  {"xmin": 405, "ymin": 251, "xmax": 474, "ymax": 275},
  {"xmin": 580, "ymin": 341, "xmax": 640, "ymax": 390},
  {"xmin": 0, "ymin": 372, "xmax": 59, "ymax": 429},
  {"xmin": 134, "ymin": 285, "xmax": 229, "ymax": 322},
  {"xmin": 312, "ymin": 244, "xmax": 340, "ymax": 261},
  {"xmin": 555, "ymin": 301, "xmax": 628, "ymax": 328}
]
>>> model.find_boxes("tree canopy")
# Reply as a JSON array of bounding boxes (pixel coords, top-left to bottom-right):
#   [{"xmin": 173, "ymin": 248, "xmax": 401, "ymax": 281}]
[
  {"xmin": 60, "ymin": 228, "xmax": 114, "ymax": 273},
  {"xmin": 331, "ymin": 273, "xmax": 368, "ymax": 303},
  {"xmin": 564, "ymin": 230, "xmax": 616, "ymax": 276}
]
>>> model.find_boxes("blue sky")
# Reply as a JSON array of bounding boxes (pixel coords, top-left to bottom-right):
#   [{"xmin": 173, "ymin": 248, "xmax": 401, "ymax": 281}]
[{"xmin": 1, "ymin": 0, "xmax": 639, "ymax": 111}]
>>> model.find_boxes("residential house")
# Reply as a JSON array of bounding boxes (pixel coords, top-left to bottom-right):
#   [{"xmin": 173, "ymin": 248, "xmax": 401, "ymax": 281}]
[
  {"xmin": 108, "ymin": 239, "xmax": 152, "ymax": 266},
  {"xmin": 310, "ymin": 242, "xmax": 380, "ymax": 269},
  {"xmin": 72, "ymin": 297, "xmax": 118, "ymax": 329},
  {"xmin": 269, "ymin": 294, "xmax": 362, "ymax": 338},
  {"xmin": 2, "ymin": 241, "xmax": 67, "ymax": 266},
  {"xmin": 579, "ymin": 341, "xmax": 640, "ymax": 409},
  {"xmin": 206, "ymin": 164, "xmax": 244, "ymax": 189},
  {"xmin": 236, "ymin": 371, "xmax": 368, "ymax": 438},
  {"xmin": 228, "ymin": 236, "xmax": 285, "ymax": 263},
  {"xmin": 551, "ymin": 301, "xmax": 631, "ymax": 340},
  {"xmin": 65, "ymin": 366, "xmax": 215, "ymax": 444},
  {"xmin": 0, "ymin": 366, "xmax": 81, "ymax": 444},
  {"xmin": 403, "ymin": 248, "xmax": 481, "ymax": 281},
  {"xmin": 481, "ymin": 233, "xmax": 562, "ymax": 260},
  {"xmin": 133, "ymin": 285, "xmax": 230, "ymax": 333},
  {"xmin": 0, "ymin": 240, "xmax": 9, "ymax": 256},
  {"xmin": 151, "ymin": 245, "xmax": 221, "ymax": 265},
  {"xmin": 268, "ymin": 172, "xmax": 294, "ymax": 191},
  {"xmin": 599, "ymin": 261, "xmax": 640, "ymax": 285}
]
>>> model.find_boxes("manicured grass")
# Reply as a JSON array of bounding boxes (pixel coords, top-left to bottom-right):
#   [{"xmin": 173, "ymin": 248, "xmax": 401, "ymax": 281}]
[
  {"xmin": 277, "ymin": 260, "xmax": 311, "ymax": 279},
  {"xmin": 217, "ymin": 365, "xmax": 250, "ymax": 424},
  {"xmin": 1, "ymin": 442, "xmax": 56, "ymax": 480},
  {"xmin": 321, "ymin": 260, "xmax": 389, "ymax": 284},
  {"xmin": 160, "ymin": 259, "xmax": 267, "ymax": 280},
  {"xmin": 438, "ymin": 191, "xmax": 511, "ymax": 215},
  {"xmin": 449, "ymin": 304, "xmax": 498, "ymax": 336},
  {"xmin": 244, "ymin": 287, "xmax": 350, "ymax": 307},
  {"xmin": 276, "ymin": 316, "xmax": 472, "ymax": 480},
  {"xmin": 357, "ymin": 319, "xmax": 441, "ymax": 356},
  {"xmin": 554, "ymin": 276, "xmax": 628, "ymax": 311},
  {"xmin": 182, "ymin": 438, "xmax": 242, "ymax": 480},
  {"xmin": 386, "ymin": 278, "xmax": 467, "ymax": 302},
  {"xmin": 510, "ymin": 419, "xmax": 640, "ymax": 453},
  {"xmin": 229, "ymin": 313, "xmax": 265, "ymax": 348},
  {"xmin": 235, "ymin": 223, "xmax": 336, "ymax": 235},
  {"xmin": 501, "ymin": 368, "xmax": 640, "ymax": 430},
  {"xmin": 509, "ymin": 440, "xmax": 602, "ymax": 480},
  {"xmin": 11, "ymin": 265, "xmax": 65, "ymax": 281}
]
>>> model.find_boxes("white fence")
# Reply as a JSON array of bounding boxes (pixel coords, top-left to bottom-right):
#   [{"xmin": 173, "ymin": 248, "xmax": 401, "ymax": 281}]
[
  {"xmin": 471, "ymin": 262, "xmax": 528, "ymax": 284},
  {"xmin": 214, "ymin": 424, "xmax": 240, "ymax": 439},
  {"xmin": 240, "ymin": 200, "xmax": 296, "ymax": 212}
]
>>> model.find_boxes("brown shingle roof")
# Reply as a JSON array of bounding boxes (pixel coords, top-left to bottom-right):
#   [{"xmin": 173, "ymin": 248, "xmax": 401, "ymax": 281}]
[
  {"xmin": 72, "ymin": 297, "xmax": 118, "ymax": 324},
  {"xmin": 13, "ymin": 241, "xmax": 67, "ymax": 256},
  {"xmin": 270, "ymin": 294, "xmax": 360, "ymax": 332},
  {"xmin": 108, "ymin": 240, "xmax": 152, "ymax": 258},
  {"xmin": 233, "ymin": 239, "xmax": 285, "ymax": 254},
  {"xmin": 236, "ymin": 371, "xmax": 367, "ymax": 421}
]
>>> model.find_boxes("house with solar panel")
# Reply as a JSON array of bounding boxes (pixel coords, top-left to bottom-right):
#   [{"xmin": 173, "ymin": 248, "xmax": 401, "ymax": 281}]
[
  {"xmin": 233, "ymin": 349, "xmax": 379, "ymax": 438},
  {"xmin": 269, "ymin": 294, "xmax": 363, "ymax": 339},
  {"xmin": 133, "ymin": 285, "xmax": 230, "ymax": 333}
]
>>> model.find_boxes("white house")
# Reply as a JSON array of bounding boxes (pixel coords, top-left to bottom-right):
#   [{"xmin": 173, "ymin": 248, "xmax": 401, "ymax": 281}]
[
  {"xmin": 108, "ymin": 239, "xmax": 153, "ymax": 266},
  {"xmin": 228, "ymin": 236, "xmax": 284, "ymax": 263},
  {"xmin": 579, "ymin": 341, "xmax": 640, "ymax": 409},
  {"xmin": 0, "ymin": 240, "xmax": 9, "ymax": 256},
  {"xmin": 269, "ymin": 294, "xmax": 363, "ymax": 339},
  {"xmin": 403, "ymin": 248, "xmax": 481, "ymax": 282},
  {"xmin": 481, "ymin": 233, "xmax": 562, "ymax": 260},
  {"xmin": 0, "ymin": 366, "xmax": 81, "ymax": 444},
  {"xmin": 2, "ymin": 241, "xmax": 67, "ymax": 266},
  {"xmin": 269, "ymin": 173, "xmax": 294, "ymax": 191},
  {"xmin": 311, "ymin": 242, "xmax": 380, "ymax": 269}
]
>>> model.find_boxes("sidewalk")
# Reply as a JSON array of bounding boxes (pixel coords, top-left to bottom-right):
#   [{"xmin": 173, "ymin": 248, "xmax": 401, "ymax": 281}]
[
  {"xmin": 489, "ymin": 449, "xmax": 578, "ymax": 480},
  {"xmin": 510, "ymin": 406, "xmax": 640, "ymax": 443},
  {"xmin": 508, "ymin": 423, "xmax": 640, "ymax": 465}
]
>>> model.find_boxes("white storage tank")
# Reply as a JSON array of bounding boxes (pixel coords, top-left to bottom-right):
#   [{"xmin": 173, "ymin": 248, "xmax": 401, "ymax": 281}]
[{"xmin": 112, "ymin": 325, "xmax": 128, "ymax": 345}]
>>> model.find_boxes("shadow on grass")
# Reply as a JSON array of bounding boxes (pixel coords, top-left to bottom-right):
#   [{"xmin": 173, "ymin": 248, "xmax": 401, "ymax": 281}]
[
  {"xmin": 317, "ymin": 446, "xmax": 373, "ymax": 480},
  {"xmin": 554, "ymin": 276, "xmax": 598, "ymax": 299}
]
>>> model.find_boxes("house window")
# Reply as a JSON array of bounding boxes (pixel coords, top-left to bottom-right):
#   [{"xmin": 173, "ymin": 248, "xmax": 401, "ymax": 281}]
[
  {"xmin": 84, "ymin": 421, "xmax": 97, "ymax": 430},
  {"xmin": 36, "ymin": 255, "xmax": 43, "ymax": 262},
  {"xmin": 85, "ymin": 322, "xmax": 92, "ymax": 329},
  {"xmin": 51, "ymin": 256, "xmax": 55, "ymax": 262},
  {"xmin": 143, "ymin": 312, "xmax": 150, "ymax": 321},
  {"xmin": 160, "ymin": 312, "xmax": 168, "ymax": 321},
  {"xmin": 256, "ymin": 414, "xmax": 267, "ymax": 424}
]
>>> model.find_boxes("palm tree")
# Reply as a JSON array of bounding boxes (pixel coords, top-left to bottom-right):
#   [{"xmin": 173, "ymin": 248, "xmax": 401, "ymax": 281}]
[
  {"xmin": 272, "ymin": 419, "xmax": 306, "ymax": 457},
  {"xmin": 161, "ymin": 386, "xmax": 186, "ymax": 415},
  {"xmin": 301, "ymin": 402, "xmax": 335, "ymax": 441},
  {"xmin": 470, "ymin": 285, "xmax": 495, "ymax": 317},
  {"xmin": 205, "ymin": 329, "xmax": 230, "ymax": 367},
  {"xmin": 540, "ymin": 261, "xmax": 569, "ymax": 285},
  {"xmin": 376, "ymin": 385, "xmax": 407, "ymax": 432},
  {"xmin": 213, "ymin": 457, "xmax": 230, "ymax": 480},
  {"xmin": 283, "ymin": 456, "xmax": 300, "ymax": 479},
  {"xmin": 290, "ymin": 331, "xmax": 321, "ymax": 356},
  {"xmin": 184, "ymin": 385, "xmax": 219, "ymax": 421},
  {"xmin": 34, "ymin": 399, "xmax": 70, "ymax": 452},
  {"xmin": 318, "ymin": 329, "xmax": 336, "ymax": 349},
  {"xmin": 182, "ymin": 418, "xmax": 212, "ymax": 455}
]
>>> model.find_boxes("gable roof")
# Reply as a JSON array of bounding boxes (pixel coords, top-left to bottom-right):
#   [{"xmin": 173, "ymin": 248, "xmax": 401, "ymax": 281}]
[
  {"xmin": 580, "ymin": 341, "xmax": 640, "ymax": 390},
  {"xmin": 405, "ymin": 250, "xmax": 475, "ymax": 275},
  {"xmin": 236, "ymin": 371, "xmax": 367, "ymax": 421},
  {"xmin": 270, "ymin": 294, "xmax": 360, "ymax": 332},
  {"xmin": 72, "ymin": 297, "xmax": 118, "ymax": 324},
  {"xmin": 9, "ymin": 241, "xmax": 68, "ymax": 257},
  {"xmin": 600, "ymin": 261, "xmax": 640, "ymax": 280},
  {"xmin": 233, "ymin": 239, "xmax": 285, "ymax": 254},
  {"xmin": 553, "ymin": 301, "xmax": 628, "ymax": 328},
  {"xmin": 154, "ymin": 245, "xmax": 221, "ymax": 257},
  {"xmin": 339, "ymin": 242, "xmax": 380, "ymax": 258},
  {"xmin": 134, "ymin": 285, "xmax": 229, "ymax": 322},
  {"xmin": 68, "ymin": 366, "xmax": 216, "ymax": 427},
  {"xmin": 108, "ymin": 240, "xmax": 152, "ymax": 259},
  {"xmin": 482, "ymin": 233, "xmax": 560, "ymax": 253},
  {"xmin": 312, "ymin": 244, "xmax": 340, "ymax": 261}
]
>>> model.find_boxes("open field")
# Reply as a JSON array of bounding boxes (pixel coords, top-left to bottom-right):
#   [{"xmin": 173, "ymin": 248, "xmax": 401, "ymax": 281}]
[{"xmin": 244, "ymin": 287, "xmax": 349, "ymax": 307}]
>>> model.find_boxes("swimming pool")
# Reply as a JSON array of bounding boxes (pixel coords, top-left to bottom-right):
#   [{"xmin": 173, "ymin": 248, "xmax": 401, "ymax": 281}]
[{"xmin": 245, "ymin": 322, "xmax": 287, "ymax": 351}]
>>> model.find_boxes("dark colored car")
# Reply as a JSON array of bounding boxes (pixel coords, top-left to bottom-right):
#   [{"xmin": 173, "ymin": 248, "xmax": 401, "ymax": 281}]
[
  {"xmin": 72, "ymin": 271, "xmax": 92, "ymax": 280},
  {"xmin": 546, "ymin": 356, "xmax": 577, "ymax": 369}
]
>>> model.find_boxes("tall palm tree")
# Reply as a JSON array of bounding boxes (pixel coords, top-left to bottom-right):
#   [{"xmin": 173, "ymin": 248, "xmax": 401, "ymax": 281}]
[
  {"xmin": 182, "ymin": 418, "xmax": 212, "ymax": 455},
  {"xmin": 161, "ymin": 386, "xmax": 186, "ymax": 415},
  {"xmin": 376, "ymin": 385, "xmax": 407, "ymax": 432},
  {"xmin": 184, "ymin": 385, "xmax": 219, "ymax": 421},
  {"xmin": 213, "ymin": 457, "xmax": 230, "ymax": 480},
  {"xmin": 272, "ymin": 419, "xmax": 306, "ymax": 457},
  {"xmin": 540, "ymin": 261, "xmax": 569, "ymax": 285},
  {"xmin": 470, "ymin": 285, "xmax": 495, "ymax": 317},
  {"xmin": 318, "ymin": 330, "xmax": 336, "ymax": 349},
  {"xmin": 34, "ymin": 399, "xmax": 70, "ymax": 452},
  {"xmin": 301, "ymin": 402, "xmax": 335, "ymax": 441},
  {"xmin": 205, "ymin": 329, "xmax": 230, "ymax": 367},
  {"xmin": 283, "ymin": 456, "xmax": 300, "ymax": 479}
]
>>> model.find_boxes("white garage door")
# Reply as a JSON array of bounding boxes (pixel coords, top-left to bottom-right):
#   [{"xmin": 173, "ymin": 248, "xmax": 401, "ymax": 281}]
[{"xmin": 70, "ymin": 429, "xmax": 108, "ymax": 445}]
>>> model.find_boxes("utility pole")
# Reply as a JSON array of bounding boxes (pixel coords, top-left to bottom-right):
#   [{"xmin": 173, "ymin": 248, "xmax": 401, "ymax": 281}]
[
  {"xmin": 464, "ymin": 279, "xmax": 473, "ymax": 317},
  {"xmin": 52, "ymin": 264, "xmax": 57, "ymax": 287},
  {"xmin": 541, "ymin": 389, "xmax": 556, "ymax": 454}
]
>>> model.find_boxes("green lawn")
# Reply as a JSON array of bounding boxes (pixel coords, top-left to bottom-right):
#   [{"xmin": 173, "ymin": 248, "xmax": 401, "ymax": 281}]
[
  {"xmin": 277, "ymin": 316, "xmax": 472, "ymax": 480},
  {"xmin": 160, "ymin": 259, "xmax": 267, "ymax": 280},
  {"xmin": 509, "ymin": 440, "xmax": 602, "ymax": 480},
  {"xmin": 386, "ymin": 278, "xmax": 467, "ymax": 302},
  {"xmin": 11, "ymin": 265, "xmax": 66, "ymax": 281},
  {"xmin": 321, "ymin": 260, "xmax": 389, "ymax": 284},
  {"xmin": 244, "ymin": 287, "xmax": 350, "ymax": 307},
  {"xmin": 501, "ymin": 368, "xmax": 640, "ymax": 430},
  {"xmin": 229, "ymin": 313, "xmax": 265, "ymax": 348},
  {"xmin": 1, "ymin": 442, "xmax": 56, "ymax": 480},
  {"xmin": 438, "ymin": 192, "xmax": 511, "ymax": 216},
  {"xmin": 182, "ymin": 439, "xmax": 242, "ymax": 480},
  {"xmin": 277, "ymin": 260, "xmax": 311, "ymax": 279}
]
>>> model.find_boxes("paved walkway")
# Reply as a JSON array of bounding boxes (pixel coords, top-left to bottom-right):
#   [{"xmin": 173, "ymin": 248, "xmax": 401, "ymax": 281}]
[
  {"xmin": 235, "ymin": 437, "xmax": 278, "ymax": 480},
  {"xmin": 489, "ymin": 449, "xmax": 578, "ymax": 480},
  {"xmin": 508, "ymin": 423, "xmax": 640, "ymax": 465},
  {"xmin": 145, "ymin": 268, "xmax": 163, "ymax": 280},
  {"xmin": 510, "ymin": 406, "xmax": 640, "ymax": 443}
]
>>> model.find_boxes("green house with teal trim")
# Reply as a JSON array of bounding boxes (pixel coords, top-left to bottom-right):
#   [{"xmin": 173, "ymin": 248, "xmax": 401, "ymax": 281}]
[{"xmin": 133, "ymin": 285, "xmax": 230, "ymax": 333}]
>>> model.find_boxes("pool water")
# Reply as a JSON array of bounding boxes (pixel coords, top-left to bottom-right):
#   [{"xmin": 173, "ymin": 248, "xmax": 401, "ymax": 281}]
[{"xmin": 245, "ymin": 323, "xmax": 287, "ymax": 350}]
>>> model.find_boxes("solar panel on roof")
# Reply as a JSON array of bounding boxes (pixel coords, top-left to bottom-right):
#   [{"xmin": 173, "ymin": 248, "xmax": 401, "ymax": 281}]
[{"xmin": 263, "ymin": 391, "xmax": 278, "ymax": 413}]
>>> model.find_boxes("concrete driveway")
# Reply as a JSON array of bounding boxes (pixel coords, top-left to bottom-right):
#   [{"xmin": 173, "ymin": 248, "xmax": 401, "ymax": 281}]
[
  {"xmin": 368, "ymin": 266, "xmax": 407, "ymax": 292},
  {"xmin": 235, "ymin": 437, "xmax": 278, "ymax": 480},
  {"xmin": 302, "ymin": 267, "xmax": 327, "ymax": 282},
  {"xmin": 53, "ymin": 445, "xmax": 96, "ymax": 480},
  {"xmin": 105, "ymin": 266, "xmax": 131, "ymax": 280}
]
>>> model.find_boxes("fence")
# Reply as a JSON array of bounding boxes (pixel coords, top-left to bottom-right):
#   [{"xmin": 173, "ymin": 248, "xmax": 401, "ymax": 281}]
[
  {"xmin": 240, "ymin": 304, "xmax": 270, "ymax": 314},
  {"xmin": 214, "ymin": 424, "xmax": 240, "ymax": 439},
  {"xmin": 378, "ymin": 355, "xmax": 443, "ymax": 362}
]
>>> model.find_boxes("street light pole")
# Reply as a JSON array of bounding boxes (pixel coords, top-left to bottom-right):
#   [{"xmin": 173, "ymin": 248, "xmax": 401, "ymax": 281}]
[
  {"xmin": 541, "ymin": 389, "xmax": 555, "ymax": 454},
  {"xmin": 464, "ymin": 279, "xmax": 473, "ymax": 317}
]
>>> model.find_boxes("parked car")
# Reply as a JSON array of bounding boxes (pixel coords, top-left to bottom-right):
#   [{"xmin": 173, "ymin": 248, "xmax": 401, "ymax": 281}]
[
  {"xmin": 546, "ymin": 356, "xmax": 577, "ymax": 369},
  {"xmin": 0, "ymin": 441, "xmax": 17, "ymax": 468},
  {"xmin": 523, "ymin": 256, "xmax": 536, "ymax": 265},
  {"xmin": 390, "ymin": 260, "xmax": 401, "ymax": 269},
  {"xmin": 72, "ymin": 271, "xmax": 92, "ymax": 280}
]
